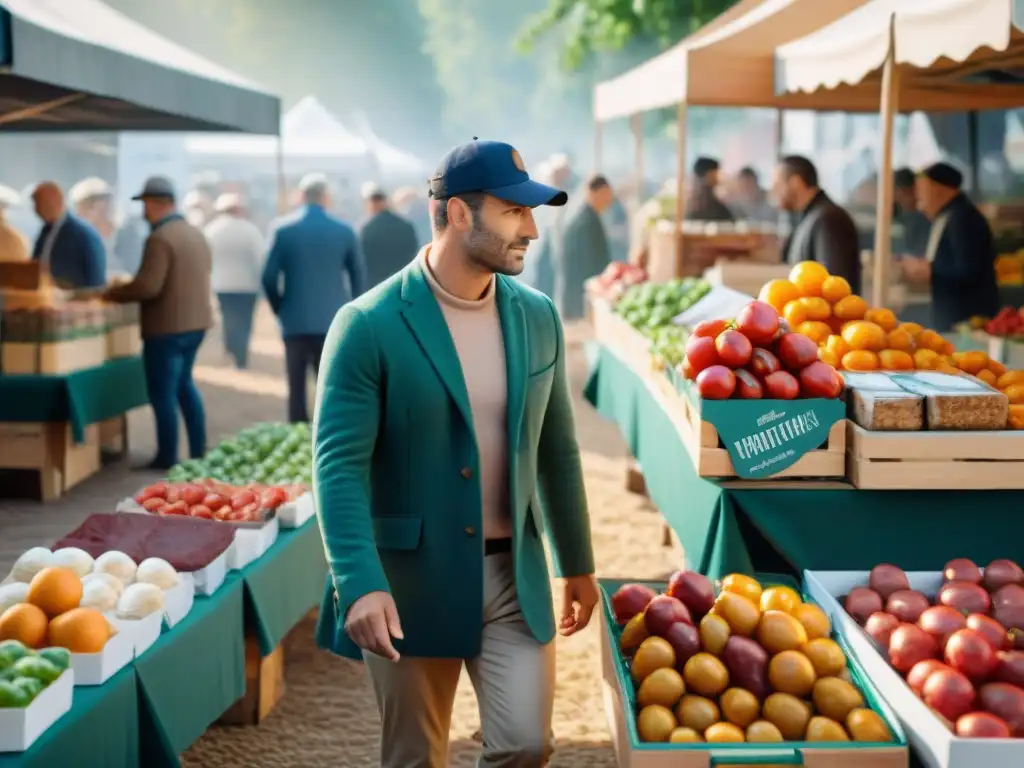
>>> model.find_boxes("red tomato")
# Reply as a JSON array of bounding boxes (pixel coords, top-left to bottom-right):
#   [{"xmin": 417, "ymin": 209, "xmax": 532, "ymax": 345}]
[
  {"xmin": 163, "ymin": 501, "xmax": 189, "ymax": 516},
  {"xmin": 695, "ymin": 365, "xmax": 736, "ymax": 400},
  {"xmin": 715, "ymin": 329, "xmax": 753, "ymax": 368},
  {"xmin": 240, "ymin": 502, "xmax": 263, "ymax": 521},
  {"xmin": 733, "ymin": 369, "xmax": 763, "ymax": 399},
  {"xmin": 142, "ymin": 497, "xmax": 167, "ymax": 513},
  {"xmin": 684, "ymin": 336, "xmax": 719, "ymax": 375},
  {"xmin": 799, "ymin": 361, "xmax": 842, "ymax": 399},
  {"xmin": 179, "ymin": 485, "xmax": 206, "ymax": 506},
  {"xmin": 262, "ymin": 487, "xmax": 287, "ymax": 509},
  {"xmin": 165, "ymin": 486, "xmax": 181, "ymax": 504},
  {"xmin": 735, "ymin": 301, "xmax": 780, "ymax": 346},
  {"xmin": 202, "ymin": 493, "xmax": 225, "ymax": 509},
  {"xmin": 776, "ymin": 332, "xmax": 819, "ymax": 370},
  {"xmin": 747, "ymin": 348, "xmax": 782, "ymax": 380},
  {"xmin": 188, "ymin": 504, "xmax": 213, "ymax": 519},
  {"xmin": 135, "ymin": 482, "xmax": 168, "ymax": 503},
  {"xmin": 214, "ymin": 506, "xmax": 234, "ymax": 521},
  {"xmin": 691, "ymin": 319, "xmax": 730, "ymax": 339},
  {"xmin": 763, "ymin": 371, "xmax": 800, "ymax": 400},
  {"xmin": 231, "ymin": 490, "xmax": 257, "ymax": 510}
]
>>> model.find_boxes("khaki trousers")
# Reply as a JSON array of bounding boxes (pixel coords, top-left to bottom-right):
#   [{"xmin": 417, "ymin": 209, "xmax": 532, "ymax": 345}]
[{"xmin": 363, "ymin": 552, "xmax": 556, "ymax": 768}]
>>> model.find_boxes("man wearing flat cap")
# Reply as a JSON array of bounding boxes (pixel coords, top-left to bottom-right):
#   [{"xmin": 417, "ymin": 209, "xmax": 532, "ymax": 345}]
[
  {"xmin": 314, "ymin": 140, "xmax": 597, "ymax": 767},
  {"xmin": 903, "ymin": 162, "xmax": 999, "ymax": 330}
]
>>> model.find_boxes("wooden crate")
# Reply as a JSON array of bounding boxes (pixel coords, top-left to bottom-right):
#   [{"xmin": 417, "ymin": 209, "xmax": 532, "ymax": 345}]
[
  {"xmin": 2, "ymin": 336, "xmax": 106, "ymax": 375},
  {"xmin": 702, "ymin": 259, "xmax": 790, "ymax": 298},
  {"xmin": 106, "ymin": 324, "xmax": 141, "ymax": 359},
  {"xmin": 0, "ymin": 422, "xmax": 101, "ymax": 500},
  {"xmin": 218, "ymin": 633, "xmax": 285, "ymax": 726},
  {"xmin": 653, "ymin": 373, "xmax": 846, "ymax": 480},
  {"xmin": 847, "ymin": 421, "xmax": 1024, "ymax": 490},
  {"xmin": 588, "ymin": 295, "xmax": 652, "ymax": 374}
]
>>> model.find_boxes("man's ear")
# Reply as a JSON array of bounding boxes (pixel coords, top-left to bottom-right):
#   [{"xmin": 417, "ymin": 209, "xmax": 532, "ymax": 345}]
[{"xmin": 447, "ymin": 198, "xmax": 472, "ymax": 231}]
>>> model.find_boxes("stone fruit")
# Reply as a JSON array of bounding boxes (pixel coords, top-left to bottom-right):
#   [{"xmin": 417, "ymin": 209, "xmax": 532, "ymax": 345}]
[
  {"xmin": 748, "ymin": 348, "xmax": 782, "ymax": 380},
  {"xmin": 714, "ymin": 591, "xmax": 760, "ymax": 637},
  {"xmin": 746, "ymin": 720, "xmax": 784, "ymax": 742},
  {"xmin": 886, "ymin": 590, "xmax": 930, "ymax": 624},
  {"xmin": 721, "ymin": 636, "xmax": 769, "ymax": 699},
  {"xmin": 47, "ymin": 607, "xmax": 111, "ymax": 654},
  {"xmin": 683, "ymin": 652, "xmax": 729, "ymax": 697},
  {"xmin": 696, "ymin": 365, "xmax": 736, "ymax": 400},
  {"xmin": 663, "ymin": 621, "xmax": 701, "ymax": 668},
  {"xmin": 637, "ymin": 705, "xmax": 677, "ymax": 742},
  {"xmin": 733, "ymin": 369, "xmax": 764, "ymax": 399},
  {"xmin": 0, "ymin": 603, "xmax": 48, "ymax": 649},
  {"xmin": 668, "ymin": 727, "xmax": 702, "ymax": 743},
  {"xmin": 757, "ymin": 610, "xmax": 808, "ymax": 655},
  {"xmin": 865, "ymin": 612, "xmax": 900, "ymax": 648},
  {"xmin": 666, "ymin": 570, "xmax": 715, "ymax": 619},
  {"xmin": 869, "ymin": 564, "xmax": 909, "ymax": 599},
  {"xmin": 802, "ymin": 638, "xmax": 847, "ymax": 678},
  {"xmin": 799, "ymin": 361, "xmax": 843, "ymax": 399},
  {"xmin": 768, "ymin": 650, "xmax": 816, "ymax": 698},
  {"xmin": 637, "ymin": 667, "xmax": 686, "ymax": 709},
  {"xmin": 918, "ymin": 606, "xmax": 967, "ymax": 646},
  {"xmin": 992, "ymin": 584, "xmax": 1024, "ymax": 631},
  {"xmin": 760, "ymin": 586, "xmax": 801, "ymax": 615},
  {"xmin": 978, "ymin": 682, "xmax": 1024, "ymax": 736},
  {"xmin": 995, "ymin": 650, "xmax": 1024, "ymax": 686},
  {"xmin": 983, "ymin": 559, "xmax": 1024, "ymax": 592},
  {"xmin": 888, "ymin": 623, "xmax": 938, "ymax": 674},
  {"xmin": 806, "ymin": 716, "xmax": 850, "ymax": 742},
  {"xmin": 939, "ymin": 581, "xmax": 991, "ymax": 616},
  {"xmin": 945, "ymin": 629, "xmax": 999, "ymax": 682},
  {"xmin": 763, "ymin": 370, "xmax": 799, "ymax": 399},
  {"xmin": 685, "ymin": 336, "xmax": 719, "ymax": 375},
  {"xmin": 844, "ymin": 587, "xmax": 883, "ymax": 624},
  {"xmin": 812, "ymin": 677, "xmax": 864, "ymax": 722},
  {"xmin": 736, "ymin": 301, "xmax": 780, "ymax": 346},
  {"xmin": 956, "ymin": 712, "xmax": 1011, "ymax": 738},
  {"xmin": 923, "ymin": 669, "xmax": 977, "ymax": 722},
  {"xmin": 763, "ymin": 692, "xmax": 811, "ymax": 740},
  {"xmin": 632, "ymin": 637, "xmax": 676, "ymax": 682},
  {"xmin": 943, "ymin": 558, "xmax": 982, "ymax": 585},
  {"xmin": 675, "ymin": 695, "xmax": 720, "ymax": 734},
  {"xmin": 612, "ymin": 583, "xmax": 657, "ymax": 624},
  {"xmin": 699, "ymin": 614, "xmax": 731, "ymax": 656},
  {"xmin": 720, "ymin": 687, "xmax": 760, "ymax": 728},
  {"xmin": 907, "ymin": 660, "xmax": 950, "ymax": 696},
  {"xmin": 619, "ymin": 613, "xmax": 649, "ymax": 654},
  {"xmin": 716, "ymin": 330, "xmax": 753, "ymax": 368},
  {"xmin": 846, "ymin": 708, "xmax": 893, "ymax": 742},
  {"xmin": 705, "ymin": 722, "xmax": 745, "ymax": 743},
  {"xmin": 721, "ymin": 574, "xmax": 763, "ymax": 605},
  {"xmin": 967, "ymin": 614, "xmax": 1011, "ymax": 651},
  {"xmin": 776, "ymin": 332, "xmax": 818, "ymax": 370},
  {"xmin": 644, "ymin": 595, "xmax": 693, "ymax": 637},
  {"xmin": 26, "ymin": 567, "xmax": 82, "ymax": 619},
  {"xmin": 793, "ymin": 603, "xmax": 830, "ymax": 640}
]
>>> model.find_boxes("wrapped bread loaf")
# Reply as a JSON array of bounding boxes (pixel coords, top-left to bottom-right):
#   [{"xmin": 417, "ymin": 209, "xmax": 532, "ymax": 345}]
[
  {"xmin": 889, "ymin": 372, "xmax": 1008, "ymax": 430},
  {"xmin": 843, "ymin": 373, "xmax": 925, "ymax": 430}
]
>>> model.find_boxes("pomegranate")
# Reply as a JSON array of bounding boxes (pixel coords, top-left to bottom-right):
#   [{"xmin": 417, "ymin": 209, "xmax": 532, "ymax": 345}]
[
  {"xmin": 886, "ymin": 590, "xmax": 930, "ymax": 624},
  {"xmin": 938, "ymin": 581, "xmax": 991, "ymax": 616},
  {"xmin": 967, "ymin": 614, "xmax": 1011, "ymax": 651},
  {"xmin": 955, "ymin": 712, "xmax": 1011, "ymax": 738},
  {"xmin": 865, "ymin": 612, "xmax": 900, "ymax": 649},
  {"xmin": 978, "ymin": 682, "xmax": 1024, "ymax": 736},
  {"xmin": 869, "ymin": 564, "xmax": 910, "ymax": 599},
  {"xmin": 735, "ymin": 301, "xmax": 779, "ymax": 346},
  {"xmin": 943, "ymin": 558, "xmax": 983, "ymax": 585},
  {"xmin": 992, "ymin": 584, "xmax": 1024, "ymax": 631},
  {"xmin": 845, "ymin": 587, "xmax": 883, "ymax": 624},
  {"xmin": 889, "ymin": 623, "xmax": 938, "ymax": 674},
  {"xmin": 995, "ymin": 650, "xmax": 1024, "ymax": 687},
  {"xmin": 945, "ymin": 629, "xmax": 999, "ymax": 682},
  {"xmin": 918, "ymin": 606, "xmax": 967, "ymax": 645},
  {"xmin": 907, "ymin": 659, "xmax": 950, "ymax": 696},
  {"xmin": 922, "ymin": 669, "xmax": 977, "ymax": 722},
  {"xmin": 983, "ymin": 559, "xmax": 1024, "ymax": 592},
  {"xmin": 611, "ymin": 583, "xmax": 657, "ymax": 624},
  {"xmin": 665, "ymin": 571, "xmax": 715, "ymax": 620}
]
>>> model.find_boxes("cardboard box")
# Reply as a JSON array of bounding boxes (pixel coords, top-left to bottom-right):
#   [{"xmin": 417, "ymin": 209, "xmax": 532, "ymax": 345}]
[
  {"xmin": 227, "ymin": 516, "xmax": 280, "ymax": 570},
  {"xmin": 2, "ymin": 336, "xmax": 106, "ymax": 375},
  {"xmin": 162, "ymin": 576, "xmax": 195, "ymax": 628},
  {"xmin": 0, "ymin": 668, "xmax": 74, "ymax": 752},
  {"xmin": 0, "ymin": 422, "xmax": 100, "ymax": 501},
  {"xmin": 108, "ymin": 609, "xmax": 163, "ymax": 657},
  {"xmin": 71, "ymin": 622, "xmax": 134, "ymax": 686},
  {"xmin": 188, "ymin": 550, "xmax": 228, "ymax": 596},
  {"xmin": 105, "ymin": 324, "xmax": 141, "ymax": 359},
  {"xmin": 804, "ymin": 570, "xmax": 1024, "ymax": 768},
  {"xmin": 278, "ymin": 492, "xmax": 315, "ymax": 529}
]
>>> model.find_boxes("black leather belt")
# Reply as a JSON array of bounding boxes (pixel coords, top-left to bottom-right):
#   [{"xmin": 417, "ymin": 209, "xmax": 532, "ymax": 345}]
[{"xmin": 485, "ymin": 537, "xmax": 512, "ymax": 556}]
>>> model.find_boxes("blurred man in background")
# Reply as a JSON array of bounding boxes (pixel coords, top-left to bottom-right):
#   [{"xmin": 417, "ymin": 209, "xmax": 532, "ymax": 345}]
[
  {"xmin": 183, "ymin": 189, "xmax": 213, "ymax": 229},
  {"xmin": 0, "ymin": 186, "xmax": 29, "ymax": 262},
  {"xmin": 358, "ymin": 184, "xmax": 419, "ymax": 290},
  {"xmin": 205, "ymin": 193, "xmax": 266, "ymax": 369},
  {"xmin": 70, "ymin": 178, "xmax": 118, "ymax": 266},
  {"xmin": 893, "ymin": 167, "xmax": 931, "ymax": 259},
  {"xmin": 392, "ymin": 186, "xmax": 431, "ymax": 246},
  {"xmin": 31, "ymin": 182, "xmax": 106, "ymax": 289},
  {"xmin": 555, "ymin": 174, "xmax": 613, "ymax": 322},
  {"xmin": 729, "ymin": 167, "xmax": 776, "ymax": 223},
  {"xmin": 104, "ymin": 176, "xmax": 212, "ymax": 470},
  {"xmin": 686, "ymin": 157, "xmax": 734, "ymax": 222},
  {"xmin": 262, "ymin": 173, "xmax": 366, "ymax": 423}
]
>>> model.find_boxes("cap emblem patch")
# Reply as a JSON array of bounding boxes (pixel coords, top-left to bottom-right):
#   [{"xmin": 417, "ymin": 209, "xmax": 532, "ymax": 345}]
[{"xmin": 511, "ymin": 149, "xmax": 526, "ymax": 172}]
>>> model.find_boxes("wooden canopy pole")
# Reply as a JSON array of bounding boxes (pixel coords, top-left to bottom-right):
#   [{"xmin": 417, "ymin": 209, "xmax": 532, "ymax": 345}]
[
  {"xmin": 871, "ymin": 14, "xmax": 900, "ymax": 310},
  {"xmin": 594, "ymin": 120, "xmax": 603, "ymax": 172},
  {"xmin": 674, "ymin": 102, "xmax": 688, "ymax": 276},
  {"xmin": 631, "ymin": 112, "xmax": 644, "ymax": 214}
]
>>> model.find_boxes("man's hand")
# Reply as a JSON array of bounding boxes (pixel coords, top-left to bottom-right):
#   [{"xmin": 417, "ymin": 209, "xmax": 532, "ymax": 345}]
[
  {"xmin": 344, "ymin": 590, "xmax": 403, "ymax": 661},
  {"xmin": 901, "ymin": 256, "xmax": 931, "ymax": 283},
  {"xmin": 559, "ymin": 574, "xmax": 600, "ymax": 637}
]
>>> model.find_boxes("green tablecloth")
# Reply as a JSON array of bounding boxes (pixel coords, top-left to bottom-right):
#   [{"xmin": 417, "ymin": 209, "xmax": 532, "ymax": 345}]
[
  {"xmin": 0, "ymin": 357, "xmax": 149, "ymax": 441},
  {"xmin": 585, "ymin": 343, "xmax": 1024, "ymax": 580},
  {"xmin": 241, "ymin": 518, "xmax": 327, "ymax": 655}
]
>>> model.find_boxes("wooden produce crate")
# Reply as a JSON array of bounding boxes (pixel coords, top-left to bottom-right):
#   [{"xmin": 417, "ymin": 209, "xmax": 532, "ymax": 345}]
[
  {"xmin": 654, "ymin": 373, "xmax": 846, "ymax": 480},
  {"xmin": 2, "ymin": 335, "xmax": 106, "ymax": 375},
  {"xmin": 846, "ymin": 421, "xmax": 1024, "ymax": 490},
  {"xmin": 702, "ymin": 260, "xmax": 790, "ymax": 299},
  {"xmin": 588, "ymin": 295, "xmax": 652, "ymax": 374},
  {"xmin": 105, "ymin": 323, "xmax": 141, "ymax": 359},
  {"xmin": 0, "ymin": 422, "xmax": 101, "ymax": 501}
]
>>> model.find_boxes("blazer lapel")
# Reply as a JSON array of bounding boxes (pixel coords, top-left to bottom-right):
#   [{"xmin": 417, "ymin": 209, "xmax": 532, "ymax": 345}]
[
  {"xmin": 399, "ymin": 261, "xmax": 474, "ymax": 430},
  {"xmin": 496, "ymin": 277, "xmax": 527, "ymax": 458}
]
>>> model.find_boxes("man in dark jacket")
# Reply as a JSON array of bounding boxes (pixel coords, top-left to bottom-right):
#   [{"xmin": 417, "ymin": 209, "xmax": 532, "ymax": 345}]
[
  {"xmin": 31, "ymin": 182, "xmax": 106, "ymax": 288},
  {"xmin": 902, "ymin": 162, "xmax": 999, "ymax": 330},
  {"xmin": 686, "ymin": 157, "xmax": 734, "ymax": 222},
  {"xmin": 358, "ymin": 186, "xmax": 419, "ymax": 290},
  {"xmin": 555, "ymin": 174, "xmax": 613, "ymax": 321},
  {"xmin": 772, "ymin": 155, "xmax": 861, "ymax": 295},
  {"xmin": 893, "ymin": 167, "xmax": 931, "ymax": 258}
]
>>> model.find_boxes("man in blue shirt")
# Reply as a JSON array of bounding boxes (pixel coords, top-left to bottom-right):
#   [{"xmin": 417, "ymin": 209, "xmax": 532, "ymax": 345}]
[
  {"xmin": 31, "ymin": 182, "xmax": 106, "ymax": 288},
  {"xmin": 262, "ymin": 173, "xmax": 367, "ymax": 423}
]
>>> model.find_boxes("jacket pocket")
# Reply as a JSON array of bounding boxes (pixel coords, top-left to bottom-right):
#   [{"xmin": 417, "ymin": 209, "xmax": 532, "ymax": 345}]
[{"xmin": 372, "ymin": 516, "xmax": 423, "ymax": 550}]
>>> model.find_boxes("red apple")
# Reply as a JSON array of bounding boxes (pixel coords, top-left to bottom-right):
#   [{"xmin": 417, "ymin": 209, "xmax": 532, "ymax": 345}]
[
  {"xmin": 845, "ymin": 587, "xmax": 884, "ymax": 624},
  {"xmin": 685, "ymin": 335, "xmax": 719, "ymax": 375},
  {"xmin": 983, "ymin": 559, "xmax": 1024, "ymax": 592},
  {"xmin": 869, "ymin": 564, "xmax": 910, "ymax": 599},
  {"xmin": 979, "ymin": 682, "xmax": 1024, "ymax": 736},
  {"xmin": 918, "ymin": 606, "xmax": 967, "ymax": 645},
  {"xmin": 922, "ymin": 669, "xmax": 977, "ymax": 722},
  {"xmin": 907, "ymin": 659, "xmax": 950, "ymax": 696},
  {"xmin": 889, "ymin": 623, "xmax": 938, "ymax": 674},
  {"xmin": 696, "ymin": 365, "xmax": 736, "ymax": 400},
  {"xmin": 735, "ymin": 301, "xmax": 779, "ymax": 346},
  {"xmin": 944, "ymin": 558, "xmax": 982, "ymax": 585},
  {"xmin": 763, "ymin": 370, "xmax": 799, "ymax": 400},
  {"xmin": 955, "ymin": 712, "xmax": 1011, "ymax": 738},
  {"xmin": 776, "ymin": 332, "xmax": 819, "ymax": 370},
  {"xmin": 747, "ymin": 348, "xmax": 781, "ymax": 380},
  {"xmin": 665, "ymin": 570, "xmax": 715, "ymax": 620},
  {"xmin": 644, "ymin": 594, "xmax": 693, "ymax": 637},
  {"xmin": 886, "ymin": 590, "xmax": 930, "ymax": 624},
  {"xmin": 611, "ymin": 583, "xmax": 657, "ymax": 624},
  {"xmin": 715, "ymin": 329, "xmax": 753, "ymax": 368},
  {"xmin": 939, "ymin": 581, "xmax": 992, "ymax": 616},
  {"xmin": 865, "ymin": 612, "xmax": 900, "ymax": 649},
  {"xmin": 945, "ymin": 629, "xmax": 999, "ymax": 682}
]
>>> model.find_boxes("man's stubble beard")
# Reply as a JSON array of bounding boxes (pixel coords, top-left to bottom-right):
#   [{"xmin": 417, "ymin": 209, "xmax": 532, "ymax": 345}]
[{"xmin": 464, "ymin": 221, "xmax": 528, "ymax": 277}]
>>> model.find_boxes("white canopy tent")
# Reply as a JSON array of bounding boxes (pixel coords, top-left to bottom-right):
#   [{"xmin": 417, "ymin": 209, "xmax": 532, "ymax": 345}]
[{"xmin": 349, "ymin": 111, "xmax": 426, "ymax": 177}]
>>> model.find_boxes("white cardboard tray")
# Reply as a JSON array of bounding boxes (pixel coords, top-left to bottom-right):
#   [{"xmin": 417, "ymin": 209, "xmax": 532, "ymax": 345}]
[
  {"xmin": 0, "ymin": 668, "xmax": 74, "ymax": 752},
  {"xmin": 71, "ymin": 623, "xmax": 134, "ymax": 686},
  {"xmin": 278, "ymin": 492, "xmax": 314, "ymax": 529},
  {"xmin": 187, "ymin": 550, "xmax": 227, "ymax": 596},
  {"xmin": 226, "ymin": 515, "xmax": 279, "ymax": 570},
  {"xmin": 162, "ymin": 576, "xmax": 195, "ymax": 628},
  {"xmin": 804, "ymin": 569, "xmax": 1024, "ymax": 768},
  {"xmin": 106, "ymin": 609, "xmax": 163, "ymax": 658}
]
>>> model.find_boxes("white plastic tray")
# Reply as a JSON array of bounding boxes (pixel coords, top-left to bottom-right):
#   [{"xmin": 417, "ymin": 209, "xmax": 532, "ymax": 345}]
[
  {"xmin": 71, "ymin": 623, "xmax": 134, "ymax": 686},
  {"xmin": 278, "ymin": 492, "xmax": 315, "ymax": 529},
  {"xmin": 162, "ymin": 575, "xmax": 195, "ymax": 628},
  {"xmin": 0, "ymin": 668, "xmax": 74, "ymax": 752}
]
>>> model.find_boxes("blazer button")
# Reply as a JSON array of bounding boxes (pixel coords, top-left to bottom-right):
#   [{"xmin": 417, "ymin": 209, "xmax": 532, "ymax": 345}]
[
  {"xmin": 460, "ymin": 467, "xmax": 472, "ymax": 479},
  {"xmin": 464, "ymin": 526, "xmax": 476, "ymax": 537}
]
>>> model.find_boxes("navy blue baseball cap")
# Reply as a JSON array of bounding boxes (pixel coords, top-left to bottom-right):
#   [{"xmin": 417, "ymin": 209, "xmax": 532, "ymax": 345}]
[{"xmin": 428, "ymin": 140, "xmax": 568, "ymax": 207}]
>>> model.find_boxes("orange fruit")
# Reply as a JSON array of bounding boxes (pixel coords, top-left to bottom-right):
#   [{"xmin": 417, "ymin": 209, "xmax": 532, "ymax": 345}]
[
  {"xmin": 885, "ymin": 328, "xmax": 915, "ymax": 352},
  {"xmin": 864, "ymin": 308, "xmax": 898, "ymax": 332},
  {"xmin": 47, "ymin": 607, "xmax": 111, "ymax": 653},
  {"xmin": 824, "ymin": 335, "xmax": 851, "ymax": 360},
  {"xmin": 1006, "ymin": 384, "xmax": 1024, "ymax": 404},
  {"xmin": 841, "ymin": 321, "xmax": 887, "ymax": 352},
  {"xmin": 0, "ymin": 603, "xmax": 49, "ymax": 648},
  {"xmin": 989, "ymin": 360, "xmax": 1008, "ymax": 377},
  {"xmin": 797, "ymin": 321, "xmax": 832, "ymax": 345},
  {"xmin": 27, "ymin": 567, "xmax": 82, "ymax": 618},
  {"xmin": 789, "ymin": 262, "xmax": 830, "ymax": 297},
  {"xmin": 842, "ymin": 350, "xmax": 879, "ymax": 371},
  {"xmin": 916, "ymin": 330, "xmax": 946, "ymax": 353},
  {"xmin": 820, "ymin": 276, "xmax": 852, "ymax": 304},
  {"xmin": 878, "ymin": 349, "xmax": 914, "ymax": 371},
  {"xmin": 952, "ymin": 351, "xmax": 989, "ymax": 374},
  {"xmin": 818, "ymin": 349, "xmax": 839, "ymax": 367},
  {"xmin": 997, "ymin": 371, "xmax": 1024, "ymax": 389},
  {"xmin": 832, "ymin": 295, "xmax": 868, "ymax": 321},
  {"xmin": 798, "ymin": 297, "xmax": 831, "ymax": 322},
  {"xmin": 782, "ymin": 300, "xmax": 808, "ymax": 328},
  {"xmin": 759, "ymin": 280, "xmax": 803, "ymax": 314},
  {"xmin": 897, "ymin": 322, "xmax": 923, "ymax": 338},
  {"xmin": 913, "ymin": 349, "xmax": 940, "ymax": 370},
  {"xmin": 976, "ymin": 369, "xmax": 998, "ymax": 387}
]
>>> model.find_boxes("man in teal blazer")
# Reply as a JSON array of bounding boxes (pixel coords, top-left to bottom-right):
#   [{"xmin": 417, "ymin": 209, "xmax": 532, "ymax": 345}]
[{"xmin": 313, "ymin": 140, "xmax": 598, "ymax": 767}]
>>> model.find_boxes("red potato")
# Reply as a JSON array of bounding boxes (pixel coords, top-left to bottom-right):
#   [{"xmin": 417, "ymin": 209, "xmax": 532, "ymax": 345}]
[
  {"xmin": 692, "ymin": 319, "xmax": 730, "ymax": 339},
  {"xmin": 978, "ymin": 682, "xmax": 1024, "ymax": 736},
  {"xmin": 685, "ymin": 335, "xmax": 719, "ymax": 375},
  {"xmin": 945, "ymin": 629, "xmax": 999, "ymax": 682},
  {"xmin": 845, "ymin": 587, "xmax": 884, "ymax": 624},
  {"xmin": 995, "ymin": 650, "xmax": 1024, "ymax": 686},
  {"xmin": 922, "ymin": 669, "xmax": 977, "ymax": 723},
  {"xmin": 735, "ymin": 301, "xmax": 779, "ymax": 346},
  {"xmin": 967, "ymin": 614, "xmax": 1012, "ymax": 651},
  {"xmin": 715, "ymin": 329, "xmax": 753, "ymax": 368},
  {"xmin": 983, "ymin": 559, "xmax": 1024, "ymax": 592},
  {"xmin": 943, "ymin": 558, "xmax": 983, "ymax": 585},
  {"xmin": 763, "ymin": 370, "xmax": 799, "ymax": 400},
  {"xmin": 696, "ymin": 366, "xmax": 736, "ymax": 400},
  {"xmin": 869, "ymin": 564, "xmax": 910, "ymax": 599},
  {"xmin": 865, "ymin": 612, "xmax": 900, "ymax": 648},
  {"xmin": 907, "ymin": 659, "xmax": 951, "ymax": 696},
  {"xmin": 938, "ymin": 581, "xmax": 991, "ymax": 616},
  {"xmin": 798, "ymin": 361, "xmax": 843, "ymax": 399},
  {"xmin": 889, "ymin": 623, "xmax": 938, "ymax": 674},
  {"xmin": 956, "ymin": 712, "xmax": 1011, "ymax": 738},
  {"xmin": 733, "ymin": 369, "xmax": 764, "ymax": 399},
  {"xmin": 747, "ymin": 348, "xmax": 782, "ymax": 380},
  {"xmin": 776, "ymin": 332, "xmax": 819, "ymax": 370},
  {"xmin": 886, "ymin": 590, "xmax": 930, "ymax": 624},
  {"xmin": 666, "ymin": 571, "xmax": 715, "ymax": 620},
  {"xmin": 918, "ymin": 606, "xmax": 968, "ymax": 646}
]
